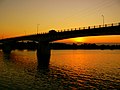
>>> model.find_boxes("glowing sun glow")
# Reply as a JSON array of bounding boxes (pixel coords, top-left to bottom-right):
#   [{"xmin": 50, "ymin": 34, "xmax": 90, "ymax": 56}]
[{"xmin": 72, "ymin": 37, "xmax": 85, "ymax": 43}]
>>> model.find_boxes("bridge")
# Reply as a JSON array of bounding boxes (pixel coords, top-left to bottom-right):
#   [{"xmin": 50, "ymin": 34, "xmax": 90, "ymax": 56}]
[{"xmin": 0, "ymin": 22, "xmax": 120, "ymax": 68}]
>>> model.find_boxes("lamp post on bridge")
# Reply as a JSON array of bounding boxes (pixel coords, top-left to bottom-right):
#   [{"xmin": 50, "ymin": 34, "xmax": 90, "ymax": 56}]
[
  {"xmin": 24, "ymin": 30, "xmax": 26, "ymax": 35},
  {"xmin": 37, "ymin": 24, "xmax": 40, "ymax": 34},
  {"xmin": 102, "ymin": 15, "xmax": 104, "ymax": 27},
  {"xmin": 2, "ymin": 33, "xmax": 4, "ymax": 39}
]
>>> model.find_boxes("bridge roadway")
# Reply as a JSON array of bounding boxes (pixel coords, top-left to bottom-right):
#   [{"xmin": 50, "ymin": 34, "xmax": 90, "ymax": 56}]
[
  {"xmin": 0, "ymin": 22, "xmax": 120, "ymax": 69},
  {"xmin": 0, "ymin": 23, "xmax": 120, "ymax": 43}
]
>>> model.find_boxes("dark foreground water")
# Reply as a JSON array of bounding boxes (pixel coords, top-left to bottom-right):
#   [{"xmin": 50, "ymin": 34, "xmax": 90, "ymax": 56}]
[{"xmin": 0, "ymin": 50, "xmax": 120, "ymax": 90}]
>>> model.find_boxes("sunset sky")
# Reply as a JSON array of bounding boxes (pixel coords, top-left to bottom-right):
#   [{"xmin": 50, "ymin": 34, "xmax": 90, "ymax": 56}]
[{"xmin": 0, "ymin": 0, "xmax": 120, "ymax": 43}]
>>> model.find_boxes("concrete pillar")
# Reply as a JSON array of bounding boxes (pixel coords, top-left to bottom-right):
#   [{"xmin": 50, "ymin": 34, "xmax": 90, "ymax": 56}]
[
  {"xmin": 37, "ymin": 42, "xmax": 51, "ymax": 69},
  {"xmin": 2, "ymin": 42, "xmax": 13, "ymax": 54}
]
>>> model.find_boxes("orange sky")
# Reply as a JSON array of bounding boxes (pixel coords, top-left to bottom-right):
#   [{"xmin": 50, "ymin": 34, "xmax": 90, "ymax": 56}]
[
  {"xmin": 0, "ymin": 0, "xmax": 120, "ymax": 43},
  {"xmin": 55, "ymin": 35, "xmax": 120, "ymax": 44}
]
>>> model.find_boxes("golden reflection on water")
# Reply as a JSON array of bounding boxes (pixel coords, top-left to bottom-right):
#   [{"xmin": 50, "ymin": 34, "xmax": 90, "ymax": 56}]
[
  {"xmin": 51, "ymin": 50, "xmax": 120, "ymax": 79},
  {"xmin": 0, "ymin": 50, "xmax": 120, "ymax": 89},
  {"xmin": 51, "ymin": 50, "xmax": 120, "ymax": 67}
]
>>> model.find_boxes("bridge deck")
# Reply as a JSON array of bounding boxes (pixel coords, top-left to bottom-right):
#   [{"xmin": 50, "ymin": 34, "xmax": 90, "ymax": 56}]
[{"xmin": 0, "ymin": 22, "xmax": 120, "ymax": 43}]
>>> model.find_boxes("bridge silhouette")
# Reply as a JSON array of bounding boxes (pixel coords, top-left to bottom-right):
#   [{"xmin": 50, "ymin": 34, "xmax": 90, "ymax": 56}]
[{"xmin": 0, "ymin": 22, "xmax": 120, "ymax": 68}]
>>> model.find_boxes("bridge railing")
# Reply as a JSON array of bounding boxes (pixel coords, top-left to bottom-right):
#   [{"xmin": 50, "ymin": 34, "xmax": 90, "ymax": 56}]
[
  {"xmin": 1, "ymin": 22, "xmax": 119, "ymax": 41},
  {"xmin": 37, "ymin": 22, "xmax": 120, "ymax": 34},
  {"xmin": 56, "ymin": 22, "xmax": 120, "ymax": 33}
]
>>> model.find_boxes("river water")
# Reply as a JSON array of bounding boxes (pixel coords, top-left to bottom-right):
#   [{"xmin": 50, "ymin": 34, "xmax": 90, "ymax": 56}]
[{"xmin": 0, "ymin": 50, "xmax": 120, "ymax": 90}]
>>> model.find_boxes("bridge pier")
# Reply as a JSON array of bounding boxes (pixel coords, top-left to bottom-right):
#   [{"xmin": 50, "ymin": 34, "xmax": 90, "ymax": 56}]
[
  {"xmin": 2, "ymin": 42, "xmax": 13, "ymax": 54},
  {"xmin": 37, "ymin": 42, "xmax": 51, "ymax": 69}
]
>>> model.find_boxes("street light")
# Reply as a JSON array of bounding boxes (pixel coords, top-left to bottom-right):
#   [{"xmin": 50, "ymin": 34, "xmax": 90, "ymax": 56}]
[
  {"xmin": 37, "ymin": 24, "xmax": 40, "ymax": 34},
  {"xmin": 102, "ymin": 15, "xmax": 104, "ymax": 27},
  {"xmin": 2, "ymin": 33, "xmax": 4, "ymax": 39},
  {"xmin": 24, "ymin": 30, "xmax": 26, "ymax": 35}
]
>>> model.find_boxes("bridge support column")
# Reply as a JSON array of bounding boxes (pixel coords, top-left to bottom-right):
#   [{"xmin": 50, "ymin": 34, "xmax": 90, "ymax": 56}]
[
  {"xmin": 2, "ymin": 42, "xmax": 13, "ymax": 54},
  {"xmin": 37, "ymin": 42, "xmax": 51, "ymax": 69}
]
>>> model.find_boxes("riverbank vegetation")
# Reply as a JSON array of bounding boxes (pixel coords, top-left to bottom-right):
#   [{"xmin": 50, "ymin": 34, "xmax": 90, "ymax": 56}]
[{"xmin": 0, "ymin": 42, "xmax": 120, "ymax": 51}]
